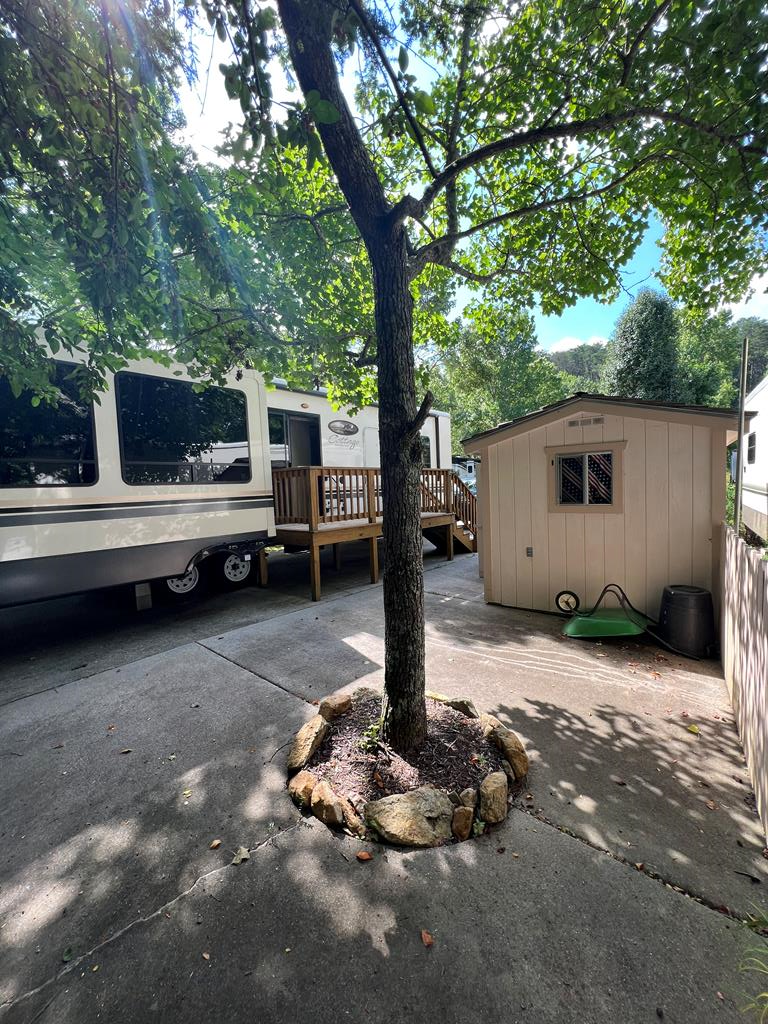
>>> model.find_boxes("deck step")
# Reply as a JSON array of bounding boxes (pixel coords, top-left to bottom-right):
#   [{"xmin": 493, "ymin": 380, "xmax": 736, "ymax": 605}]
[{"xmin": 424, "ymin": 523, "xmax": 477, "ymax": 555}]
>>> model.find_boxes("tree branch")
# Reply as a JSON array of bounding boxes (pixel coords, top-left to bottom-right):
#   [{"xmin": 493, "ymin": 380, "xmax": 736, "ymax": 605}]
[
  {"xmin": 410, "ymin": 152, "xmax": 671, "ymax": 272},
  {"xmin": 346, "ymin": 0, "xmax": 437, "ymax": 178},
  {"xmin": 403, "ymin": 390, "xmax": 434, "ymax": 445},
  {"xmin": 394, "ymin": 106, "xmax": 766, "ymax": 222},
  {"xmin": 620, "ymin": 0, "xmax": 672, "ymax": 87}
]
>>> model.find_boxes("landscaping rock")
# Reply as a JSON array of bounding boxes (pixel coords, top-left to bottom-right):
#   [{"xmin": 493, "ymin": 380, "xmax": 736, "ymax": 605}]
[
  {"xmin": 319, "ymin": 693, "xmax": 352, "ymax": 721},
  {"xmin": 459, "ymin": 787, "xmax": 477, "ymax": 808},
  {"xmin": 479, "ymin": 712, "xmax": 502, "ymax": 737},
  {"xmin": 287, "ymin": 770, "xmax": 317, "ymax": 808},
  {"xmin": 311, "ymin": 780, "xmax": 345, "ymax": 827},
  {"xmin": 452, "ymin": 805, "xmax": 474, "ymax": 842},
  {"xmin": 500, "ymin": 759, "xmax": 516, "ymax": 782},
  {"xmin": 448, "ymin": 790, "xmax": 461, "ymax": 807},
  {"xmin": 489, "ymin": 726, "xmax": 529, "ymax": 780},
  {"xmin": 286, "ymin": 715, "xmax": 329, "ymax": 773},
  {"xmin": 364, "ymin": 786, "xmax": 453, "ymax": 847},
  {"xmin": 426, "ymin": 691, "xmax": 479, "ymax": 719},
  {"xmin": 480, "ymin": 771, "xmax": 508, "ymax": 824},
  {"xmin": 340, "ymin": 796, "xmax": 366, "ymax": 838}
]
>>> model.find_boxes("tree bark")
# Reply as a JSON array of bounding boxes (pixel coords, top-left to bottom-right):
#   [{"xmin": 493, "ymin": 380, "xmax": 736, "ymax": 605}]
[
  {"xmin": 371, "ymin": 228, "xmax": 427, "ymax": 752},
  {"xmin": 276, "ymin": 0, "xmax": 427, "ymax": 752}
]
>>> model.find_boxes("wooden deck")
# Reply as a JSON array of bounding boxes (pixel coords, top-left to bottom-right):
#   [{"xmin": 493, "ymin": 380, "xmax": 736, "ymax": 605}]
[{"xmin": 271, "ymin": 466, "xmax": 477, "ymax": 600}]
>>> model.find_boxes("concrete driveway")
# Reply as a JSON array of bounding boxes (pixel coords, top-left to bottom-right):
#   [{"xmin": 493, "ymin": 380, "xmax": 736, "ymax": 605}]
[{"xmin": 1, "ymin": 549, "xmax": 766, "ymax": 1023}]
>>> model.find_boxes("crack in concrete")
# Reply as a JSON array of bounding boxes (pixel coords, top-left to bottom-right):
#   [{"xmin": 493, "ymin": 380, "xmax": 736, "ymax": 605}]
[
  {"xmin": 0, "ymin": 821, "xmax": 306, "ymax": 1017},
  {"xmin": 195, "ymin": 642, "xmax": 318, "ymax": 706},
  {"xmin": 512, "ymin": 803, "xmax": 757, "ymax": 928}
]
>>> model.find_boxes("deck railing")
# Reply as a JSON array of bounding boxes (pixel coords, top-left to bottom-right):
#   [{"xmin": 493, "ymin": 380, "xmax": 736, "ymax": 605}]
[{"xmin": 273, "ymin": 465, "xmax": 475, "ymax": 533}]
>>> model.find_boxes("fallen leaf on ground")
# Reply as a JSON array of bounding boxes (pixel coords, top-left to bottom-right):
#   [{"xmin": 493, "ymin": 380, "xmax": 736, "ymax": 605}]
[
  {"xmin": 202, "ymin": 952, "xmax": 210, "ymax": 961},
  {"xmin": 92, "ymin": 965, "xmax": 99, "ymax": 972},
  {"xmin": 232, "ymin": 846, "xmax": 250, "ymax": 865},
  {"xmin": 119, "ymin": 748, "xmax": 132, "ymax": 755},
  {"xmin": 106, "ymin": 724, "xmax": 116, "ymax": 732},
  {"xmin": 420, "ymin": 929, "xmax": 434, "ymax": 948},
  {"xmin": 373, "ymin": 771, "xmax": 385, "ymax": 789},
  {"xmin": 61, "ymin": 947, "xmax": 74, "ymax": 963},
  {"xmin": 705, "ymin": 800, "xmax": 718, "ymax": 811},
  {"xmin": 613, "ymin": 778, "xmax": 627, "ymax": 786},
  {"xmin": 634, "ymin": 862, "xmax": 645, "ymax": 871},
  {"xmin": 512, "ymin": 852, "xmax": 519, "ymax": 858},
  {"xmin": 497, "ymin": 847, "xmax": 506, "ymax": 854},
  {"xmin": 650, "ymin": 671, "xmax": 662, "ymax": 680},
  {"xmin": 687, "ymin": 724, "xmax": 700, "ymax": 735},
  {"xmin": 356, "ymin": 851, "xmax": 373, "ymax": 862},
  {"xmin": 182, "ymin": 789, "xmax": 192, "ymax": 798},
  {"xmin": 209, "ymin": 839, "xmax": 222, "ymax": 849},
  {"xmin": 716, "ymin": 992, "xmax": 724, "ymax": 1001}
]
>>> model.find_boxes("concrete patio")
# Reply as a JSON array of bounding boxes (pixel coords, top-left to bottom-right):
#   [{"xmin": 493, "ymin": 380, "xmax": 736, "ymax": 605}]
[{"xmin": 1, "ymin": 550, "xmax": 766, "ymax": 1023}]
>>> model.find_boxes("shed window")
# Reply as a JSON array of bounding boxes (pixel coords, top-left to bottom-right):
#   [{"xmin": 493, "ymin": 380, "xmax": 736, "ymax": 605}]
[
  {"xmin": 116, "ymin": 372, "xmax": 250, "ymax": 484},
  {"xmin": 747, "ymin": 432, "xmax": 756, "ymax": 465},
  {"xmin": 420, "ymin": 435, "xmax": 432, "ymax": 468},
  {"xmin": 556, "ymin": 451, "xmax": 613, "ymax": 506}
]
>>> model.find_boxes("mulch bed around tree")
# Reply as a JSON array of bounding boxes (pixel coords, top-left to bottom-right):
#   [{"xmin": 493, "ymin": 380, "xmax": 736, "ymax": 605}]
[{"xmin": 306, "ymin": 692, "xmax": 506, "ymax": 810}]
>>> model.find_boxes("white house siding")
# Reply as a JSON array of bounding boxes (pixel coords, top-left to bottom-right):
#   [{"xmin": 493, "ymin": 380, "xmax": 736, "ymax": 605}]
[{"xmin": 483, "ymin": 412, "xmax": 722, "ymax": 617}]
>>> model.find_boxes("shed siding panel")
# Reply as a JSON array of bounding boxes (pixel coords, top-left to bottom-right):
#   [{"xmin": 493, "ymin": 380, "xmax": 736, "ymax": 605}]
[
  {"xmin": 623, "ymin": 417, "xmax": 647, "ymax": 607},
  {"xmin": 585, "ymin": 515, "xmax": 605, "ymax": 605},
  {"xmin": 546, "ymin": 420, "xmax": 567, "ymax": 611},
  {"xmin": 601, "ymin": 414, "xmax": 624, "ymax": 443},
  {"xmin": 529, "ymin": 426, "xmax": 550, "ymax": 610},
  {"xmin": 497, "ymin": 439, "xmax": 517, "ymax": 607},
  {"xmin": 565, "ymin": 514, "xmax": 586, "ymax": 601},
  {"xmin": 513, "ymin": 435, "xmax": 533, "ymax": 608},
  {"xmin": 668, "ymin": 422, "xmax": 693, "ymax": 583},
  {"xmin": 645, "ymin": 419, "xmax": 670, "ymax": 612},
  {"xmin": 691, "ymin": 426, "xmax": 712, "ymax": 589},
  {"xmin": 486, "ymin": 445, "xmax": 502, "ymax": 603}
]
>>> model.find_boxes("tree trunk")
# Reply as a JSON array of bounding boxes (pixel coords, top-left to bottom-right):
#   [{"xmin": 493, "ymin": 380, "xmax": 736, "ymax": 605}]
[
  {"xmin": 371, "ymin": 229, "xmax": 428, "ymax": 753},
  {"xmin": 276, "ymin": 0, "xmax": 428, "ymax": 753}
]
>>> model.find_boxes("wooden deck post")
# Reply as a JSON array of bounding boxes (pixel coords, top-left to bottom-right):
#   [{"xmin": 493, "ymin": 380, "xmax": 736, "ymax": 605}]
[
  {"xmin": 257, "ymin": 547, "xmax": 268, "ymax": 587},
  {"xmin": 369, "ymin": 535, "xmax": 379, "ymax": 583},
  {"xmin": 445, "ymin": 522, "xmax": 454, "ymax": 561},
  {"xmin": 310, "ymin": 544, "xmax": 321, "ymax": 601},
  {"xmin": 333, "ymin": 543, "xmax": 342, "ymax": 571}
]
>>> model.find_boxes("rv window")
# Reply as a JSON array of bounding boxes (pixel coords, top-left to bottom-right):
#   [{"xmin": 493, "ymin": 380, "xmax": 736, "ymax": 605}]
[
  {"xmin": 556, "ymin": 451, "xmax": 613, "ymax": 506},
  {"xmin": 420, "ymin": 435, "xmax": 432, "ymax": 468},
  {"xmin": 116, "ymin": 373, "xmax": 250, "ymax": 485},
  {"xmin": 747, "ymin": 432, "xmax": 756, "ymax": 465},
  {"xmin": 0, "ymin": 363, "xmax": 97, "ymax": 488}
]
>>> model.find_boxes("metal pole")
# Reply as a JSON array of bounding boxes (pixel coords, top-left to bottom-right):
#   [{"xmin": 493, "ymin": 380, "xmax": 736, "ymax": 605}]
[{"xmin": 733, "ymin": 335, "xmax": 749, "ymax": 535}]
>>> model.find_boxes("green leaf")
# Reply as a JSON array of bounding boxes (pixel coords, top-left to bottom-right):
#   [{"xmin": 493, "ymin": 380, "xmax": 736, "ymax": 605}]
[
  {"xmin": 398, "ymin": 46, "xmax": 409, "ymax": 72},
  {"xmin": 413, "ymin": 90, "xmax": 436, "ymax": 116},
  {"xmin": 313, "ymin": 100, "xmax": 341, "ymax": 125}
]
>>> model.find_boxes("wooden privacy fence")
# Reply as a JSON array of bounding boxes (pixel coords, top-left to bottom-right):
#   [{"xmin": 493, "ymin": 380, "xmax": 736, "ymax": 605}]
[{"xmin": 723, "ymin": 526, "xmax": 768, "ymax": 841}]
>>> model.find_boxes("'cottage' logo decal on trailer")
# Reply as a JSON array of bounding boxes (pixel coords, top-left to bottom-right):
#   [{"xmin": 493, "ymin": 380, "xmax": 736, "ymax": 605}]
[{"xmin": 328, "ymin": 419, "xmax": 359, "ymax": 436}]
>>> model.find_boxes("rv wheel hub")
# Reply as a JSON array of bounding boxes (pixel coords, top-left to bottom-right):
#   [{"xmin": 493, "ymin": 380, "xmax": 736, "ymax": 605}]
[
  {"xmin": 166, "ymin": 566, "xmax": 200, "ymax": 594},
  {"xmin": 222, "ymin": 553, "xmax": 251, "ymax": 582}
]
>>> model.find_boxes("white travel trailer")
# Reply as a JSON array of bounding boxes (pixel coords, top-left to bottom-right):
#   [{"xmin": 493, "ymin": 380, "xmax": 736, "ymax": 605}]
[
  {"xmin": 739, "ymin": 373, "xmax": 768, "ymax": 541},
  {"xmin": 0, "ymin": 355, "xmax": 275, "ymax": 607},
  {"xmin": 266, "ymin": 380, "xmax": 452, "ymax": 471},
  {"xmin": 0, "ymin": 356, "xmax": 454, "ymax": 608}
]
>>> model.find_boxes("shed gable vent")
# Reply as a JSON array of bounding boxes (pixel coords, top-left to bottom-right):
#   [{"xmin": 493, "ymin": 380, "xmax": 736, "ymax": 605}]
[{"xmin": 566, "ymin": 416, "xmax": 605, "ymax": 427}]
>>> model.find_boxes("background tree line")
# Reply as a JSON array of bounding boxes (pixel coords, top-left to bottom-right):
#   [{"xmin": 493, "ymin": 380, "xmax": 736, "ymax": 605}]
[{"xmin": 430, "ymin": 288, "xmax": 768, "ymax": 453}]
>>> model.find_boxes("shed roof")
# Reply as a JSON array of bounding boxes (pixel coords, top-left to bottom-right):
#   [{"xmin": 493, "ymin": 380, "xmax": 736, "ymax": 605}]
[{"xmin": 462, "ymin": 392, "xmax": 749, "ymax": 451}]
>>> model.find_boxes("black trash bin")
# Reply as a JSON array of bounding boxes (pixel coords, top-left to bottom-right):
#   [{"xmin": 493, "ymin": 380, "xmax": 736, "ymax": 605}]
[{"xmin": 650, "ymin": 585, "xmax": 716, "ymax": 659}]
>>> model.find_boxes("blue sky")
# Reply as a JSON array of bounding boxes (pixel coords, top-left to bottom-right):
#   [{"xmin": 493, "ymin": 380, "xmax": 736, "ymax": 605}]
[{"xmin": 534, "ymin": 220, "xmax": 664, "ymax": 352}]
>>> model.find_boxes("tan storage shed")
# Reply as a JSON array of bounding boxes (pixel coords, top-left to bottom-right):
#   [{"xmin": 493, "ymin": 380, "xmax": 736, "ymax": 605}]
[{"xmin": 463, "ymin": 394, "xmax": 744, "ymax": 618}]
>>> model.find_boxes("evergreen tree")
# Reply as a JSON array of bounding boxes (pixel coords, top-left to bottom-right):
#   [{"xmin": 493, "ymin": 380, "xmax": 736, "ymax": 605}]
[{"xmin": 602, "ymin": 290, "xmax": 681, "ymax": 400}]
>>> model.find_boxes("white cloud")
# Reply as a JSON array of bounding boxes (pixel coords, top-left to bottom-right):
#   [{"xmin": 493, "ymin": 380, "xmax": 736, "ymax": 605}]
[
  {"xmin": 548, "ymin": 335, "xmax": 609, "ymax": 353},
  {"xmin": 725, "ymin": 272, "xmax": 768, "ymax": 321}
]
